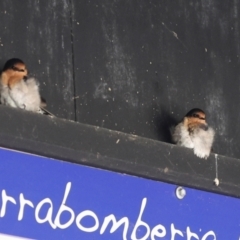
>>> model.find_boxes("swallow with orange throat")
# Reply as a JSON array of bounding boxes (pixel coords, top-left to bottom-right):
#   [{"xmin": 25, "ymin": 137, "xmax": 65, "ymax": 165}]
[
  {"xmin": 171, "ymin": 108, "xmax": 215, "ymax": 159},
  {"xmin": 0, "ymin": 58, "xmax": 54, "ymax": 116}
]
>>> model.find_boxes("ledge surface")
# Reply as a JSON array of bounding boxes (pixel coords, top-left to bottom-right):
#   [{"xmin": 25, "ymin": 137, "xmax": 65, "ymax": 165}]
[{"xmin": 0, "ymin": 106, "xmax": 239, "ymax": 198}]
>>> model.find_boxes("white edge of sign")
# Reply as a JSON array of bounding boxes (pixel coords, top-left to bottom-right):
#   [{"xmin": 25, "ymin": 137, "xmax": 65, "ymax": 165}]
[{"xmin": 0, "ymin": 233, "xmax": 34, "ymax": 240}]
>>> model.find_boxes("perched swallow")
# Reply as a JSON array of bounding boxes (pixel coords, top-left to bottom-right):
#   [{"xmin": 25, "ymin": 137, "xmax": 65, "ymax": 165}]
[
  {"xmin": 0, "ymin": 58, "xmax": 54, "ymax": 116},
  {"xmin": 171, "ymin": 108, "xmax": 215, "ymax": 159}
]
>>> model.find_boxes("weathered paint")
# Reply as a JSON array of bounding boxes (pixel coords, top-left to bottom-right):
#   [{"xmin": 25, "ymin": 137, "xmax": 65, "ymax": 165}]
[{"xmin": 1, "ymin": 0, "xmax": 240, "ymax": 159}]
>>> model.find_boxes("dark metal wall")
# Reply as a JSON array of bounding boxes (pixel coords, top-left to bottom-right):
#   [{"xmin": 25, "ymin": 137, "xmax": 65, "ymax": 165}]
[
  {"xmin": 0, "ymin": 1, "xmax": 74, "ymax": 119},
  {"xmin": 0, "ymin": 1, "xmax": 240, "ymax": 159}
]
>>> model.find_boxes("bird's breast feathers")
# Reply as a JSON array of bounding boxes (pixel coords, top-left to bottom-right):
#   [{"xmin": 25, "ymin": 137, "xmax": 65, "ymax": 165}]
[{"xmin": 172, "ymin": 122, "xmax": 215, "ymax": 159}]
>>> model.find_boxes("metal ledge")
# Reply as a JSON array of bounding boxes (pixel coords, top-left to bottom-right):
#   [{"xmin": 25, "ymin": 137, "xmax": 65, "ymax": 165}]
[{"xmin": 0, "ymin": 105, "xmax": 239, "ymax": 198}]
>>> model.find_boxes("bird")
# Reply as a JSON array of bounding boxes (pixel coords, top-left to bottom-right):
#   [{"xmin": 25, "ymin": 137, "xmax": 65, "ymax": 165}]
[
  {"xmin": 0, "ymin": 58, "xmax": 54, "ymax": 116},
  {"xmin": 171, "ymin": 108, "xmax": 215, "ymax": 159}
]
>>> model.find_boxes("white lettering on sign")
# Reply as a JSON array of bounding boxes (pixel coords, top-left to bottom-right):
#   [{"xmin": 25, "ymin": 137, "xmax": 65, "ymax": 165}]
[
  {"xmin": 151, "ymin": 224, "xmax": 166, "ymax": 239},
  {"xmin": 0, "ymin": 182, "xmax": 218, "ymax": 239},
  {"xmin": 171, "ymin": 223, "xmax": 184, "ymax": 239},
  {"xmin": 54, "ymin": 182, "xmax": 75, "ymax": 229},
  {"xmin": 187, "ymin": 227, "xmax": 199, "ymax": 240},
  {"xmin": 131, "ymin": 198, "xmax": 151, "ymax": 240},
  {"xmin": 35, "ymin": 198, "xmax": 56, "ymax": 229},
  {"xmin": 1, "ymin": 190, "xmax": 17, "ymax": 217},
  {"xmin": 202, "ymin": 231, "xmax": 216, "ymax": 240},
  {"xmin": 100, "ymin": 215, "xmax": 129, "ymax": 240},
  {"xmin": 18, "ymin": 193, "xmax": 34, "ymax": 221},
  {"xmin": 76, "ymin": 210, "xmax": 99, "ymax": 232}
]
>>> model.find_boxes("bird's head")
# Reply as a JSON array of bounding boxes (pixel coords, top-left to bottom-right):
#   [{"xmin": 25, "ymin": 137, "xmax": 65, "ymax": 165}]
[
  {"xmin": 185, "ymin": 108, "xmax": 207, "ymax": 127},
  {"xmin": 3, "ymin": 58, "xmax": 28, "ymax": 78},
  {"xmin": 1, "ymin": 58, "xmax": 28, "ymax": 87}
]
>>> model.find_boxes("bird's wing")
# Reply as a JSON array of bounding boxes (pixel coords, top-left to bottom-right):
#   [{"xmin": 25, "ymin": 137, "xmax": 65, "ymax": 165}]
[
  {"xmin": 8, "ymin": 78, "xmax": 41, "ymax": 112},
  {"xmin": 8, "ymin": 80, "xmax": 28, "ymax": 109},
  {"xmin": 39, "ymin": 107, "xmax": 55, "ymax": 117},
  {"xmin": 171, "ymin": 122, "xmax": 194, "ymax": 148},
  {"xmin": 22, "ymin": 78, "xmax": 41, "ymax": 111},
  {"xmin": 190, "ymin": 127, "xmax": 215, "ymax": 159}
]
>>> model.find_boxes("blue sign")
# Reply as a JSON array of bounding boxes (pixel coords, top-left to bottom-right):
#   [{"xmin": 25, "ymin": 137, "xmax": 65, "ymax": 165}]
[{"xmin": 0, "ymin": 147, "xmax": 239, "ymax": 239}]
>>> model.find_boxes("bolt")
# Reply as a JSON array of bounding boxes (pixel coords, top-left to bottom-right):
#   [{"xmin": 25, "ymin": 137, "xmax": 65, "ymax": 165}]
[{"xmin": 176, "ymin": 186, "xmax": 186, "ymax": 200}]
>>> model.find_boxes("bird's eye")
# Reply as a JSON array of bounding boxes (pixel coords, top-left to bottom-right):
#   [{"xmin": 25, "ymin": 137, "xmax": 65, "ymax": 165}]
[
  {"xmin": 192, "ymin": 113, "xmax": 199, "ymax": 118},
  {"xmin": 12, "ymin": 66, "xmax": 25, "ymax": 72}
]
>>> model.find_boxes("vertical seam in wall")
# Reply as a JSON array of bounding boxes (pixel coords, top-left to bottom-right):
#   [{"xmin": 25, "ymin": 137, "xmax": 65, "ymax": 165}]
[{"xmin": 69, "ymin": 0, "xmax": 77, "ymax": 122}]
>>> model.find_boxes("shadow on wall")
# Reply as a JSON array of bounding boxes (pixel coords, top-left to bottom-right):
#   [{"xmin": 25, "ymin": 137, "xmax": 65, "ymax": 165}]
[
  {"xmin": 0, "ymin": 59, "xmax": 6, "ymax": 71},
  {"xmin": 153, "ymin": 107, "xmax": 179, "ymax": 144}
]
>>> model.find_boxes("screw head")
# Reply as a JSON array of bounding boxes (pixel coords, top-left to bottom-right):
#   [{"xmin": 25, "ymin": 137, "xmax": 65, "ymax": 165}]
[{"xmin": 176, "ymin": 186, "xmax": 186, "ymax": 199}]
